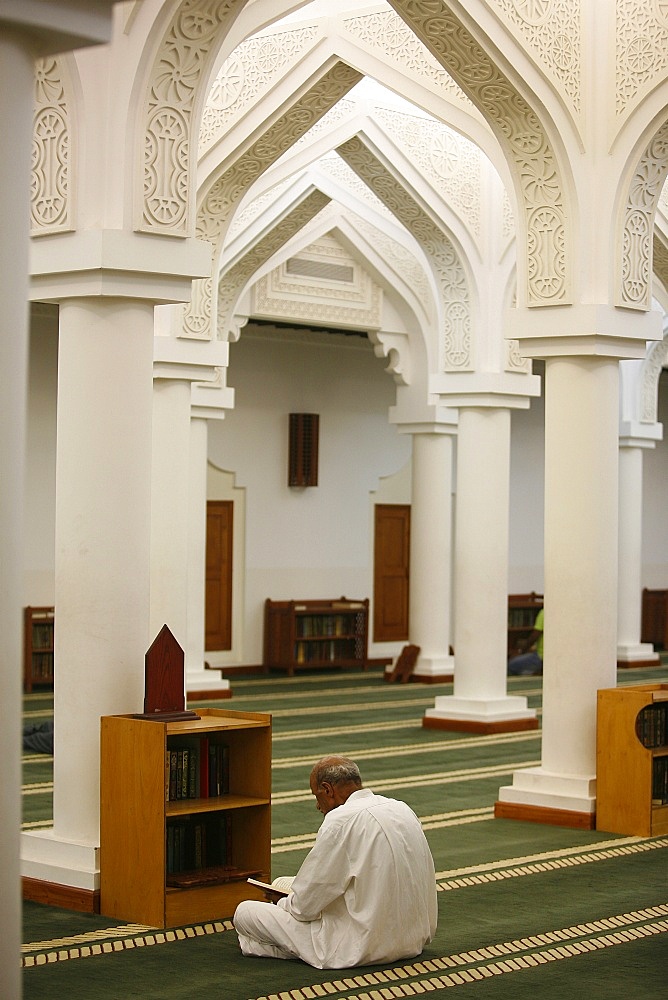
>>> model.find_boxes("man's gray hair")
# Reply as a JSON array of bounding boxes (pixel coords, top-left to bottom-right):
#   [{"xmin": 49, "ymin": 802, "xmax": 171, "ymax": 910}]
[{"xmin": 313, "ymin": 756, "xmax": 362, "ymax": 789}]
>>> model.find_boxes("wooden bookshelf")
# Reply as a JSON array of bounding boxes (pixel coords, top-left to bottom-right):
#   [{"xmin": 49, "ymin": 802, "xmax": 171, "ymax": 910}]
[
  {"xmin": 596, "ymin": 684, "xmax": 668, "ymax": 837},
  {"xmin": 263, "ymin": 597, "xmax": 369, "ymax": 675},
  {"xmin": 507, "ymin": 592, "xmax": 543, "ymax": 657},
  {"xmin": 641, "ymin": 588, "xmax": 668, "ymax": 649},
  {"xmin": 100, "ymin": 708, "xmax": 272, "ymax": 927},
  {"xmin": 23, "ymin": 606, "xmax": 55, "ymax": 692}
]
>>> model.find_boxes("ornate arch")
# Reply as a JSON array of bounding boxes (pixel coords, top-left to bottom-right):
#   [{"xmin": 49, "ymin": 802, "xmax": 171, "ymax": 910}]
[{"xmin": 387, "ymin": 0, "xmax": 571, "ymax": 307}]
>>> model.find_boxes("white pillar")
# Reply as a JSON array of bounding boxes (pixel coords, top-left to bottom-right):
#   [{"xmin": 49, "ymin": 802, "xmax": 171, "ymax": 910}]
[
  {"xmin": 0, "ymin": 30, "xmax": 35, "ymax": 1000},
  {"xmin": 425, "ymin": 407, "xmax": 536, "ymax": 730},
  {"xmin": 617, "ymin": 440, "xmax": 659, "ymax": 665},
  {"xmin": 150, "ymin": 377, "xmax": 192, "ymax": 649},
  {"xmin": 498, "ymin": 356, "xmax": 620, "ymax": 818},
  {"xmin": 408, "ymin": 430, "xmax": 455, "ymax": 679},
  {"xmin": 185, "ymin": 415, "xmax": 231, "ymax": 695},
  {"xmin": 21, "ymin": 298, "xmax": 154, "ymax": 890}
]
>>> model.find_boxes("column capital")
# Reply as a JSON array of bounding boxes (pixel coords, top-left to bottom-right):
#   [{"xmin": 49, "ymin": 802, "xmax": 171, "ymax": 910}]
[
  {"xmin": 619, "ymin": 420, "xmax": 663, "ymax": 448},
  {"xmin": 507, "ymin": 303, "xmax": 663, "ymax": 360},
  {"xmin": 153, "ymin": 337, "xmax": 228, "ymax": 383},
  {"xmin": 429, "ymin": 370, "xmax": 540, "ymax": 408},
  {"xmin": 30, "ymin": 230, "xmax": 212, "ymax": 303}
]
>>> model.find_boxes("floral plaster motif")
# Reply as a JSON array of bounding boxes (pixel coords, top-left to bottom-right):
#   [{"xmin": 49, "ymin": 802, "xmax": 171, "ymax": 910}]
[
  {"xmin": 617, "ymin": 0, "xmax": 668, "ymax": 116},
  {"xmin": 32, "ymin": 57, "xmax": 71, "ymax": 234}
]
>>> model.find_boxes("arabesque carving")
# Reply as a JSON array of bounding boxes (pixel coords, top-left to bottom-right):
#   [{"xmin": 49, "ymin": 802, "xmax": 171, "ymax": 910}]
[
  {"xmin": 616, "ymin": 0, "xmax": 668, "ymax": 117},
  {"xmin": 217, "ymin": 190, "xmax": 331, "ymax": 339},
  {"xmin": 618, "ymin": 120, "xmax": 668, "ymax": 309},
  {"xmin": 337, "ymin": 135, "xmax": 472, "ymax": 371},
  {"xmin": 388, "ymin": 0, "xmax": 570, "ymax": 306},
  {"xmin": 32, "ymin": 57, "xmax": 71, "ymax": 234}
]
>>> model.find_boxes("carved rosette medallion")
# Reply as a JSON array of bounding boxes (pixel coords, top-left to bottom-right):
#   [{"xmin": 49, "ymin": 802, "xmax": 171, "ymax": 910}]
[
  {"xmin": 389, "ymin": 0, "xmax": 570, "ymax": 306},
  {"xmin": 616, "ymin": 0, "xmax": 668, "ymax": 116},
  {"xmin": 31, "ymin": 58, "xmax": 71, "ymax": 234},
  {"xmin": 619, "ymin": 121, "xmax": 668, "ymax": 309}
]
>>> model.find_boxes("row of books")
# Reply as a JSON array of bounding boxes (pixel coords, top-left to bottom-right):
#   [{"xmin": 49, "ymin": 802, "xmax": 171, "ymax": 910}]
[
  {"xmin": 30, "ymin": 623, "xmax": 54, "ymax": 650},
  {"xmin": 166, "ymin": 812, "xmax": 232, "ymax": 877},
  {"xmin": 166, "ymin": 739, "xmax": 229, "ymax": 802},
  {"xmin": 636, "ymin": 703, "xmax": 667, "ymax": 749},
  {"xmin": 294, "ymin": 639, "xmax": 359, "ymax": 664},
  {"xmin": 29, "ymin": 652, "xmax": 54, "ymax": 678},
  {"xmin": 295, "ymin": 614, "xmax": 359, "ymax": 638},
  {"xmin": 652, "ymin": 755, "xmax": 668, "ymax": 804}
]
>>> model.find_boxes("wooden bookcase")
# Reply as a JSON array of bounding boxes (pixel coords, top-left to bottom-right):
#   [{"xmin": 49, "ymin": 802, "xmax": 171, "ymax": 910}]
[
  {"xmin": 23, "ymin": 606, "xmax": 55, "ymax": 692},
  {"xmin": 263, "ymin": 597, "xmax": 369, "ymax": 675},
  {"xmin": 100, "ymin": 707, "xmax": 272, "ymax": 928},
  {"xmin": 596, "ymin": 684, "xmax": 668, "ymax": 837},
  {"xmin": 507, "ymin": 592, "xmax": 543, "ymax": 657},
  {"xmin": 641, "ymin": 588, "xmax": 668, "ymax": 649}
]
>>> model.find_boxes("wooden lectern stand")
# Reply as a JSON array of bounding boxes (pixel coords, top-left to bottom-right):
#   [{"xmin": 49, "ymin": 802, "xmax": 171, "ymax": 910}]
[{"xmin": 136, "ymin": 624, "xmax": 199, "ymax": 721}]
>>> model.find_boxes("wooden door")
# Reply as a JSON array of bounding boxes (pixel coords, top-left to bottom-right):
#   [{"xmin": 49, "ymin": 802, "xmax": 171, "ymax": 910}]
[
  {"xmin": 373, "ymin": 504, "xmax": 410, "ymax": 642},
  {"xmin": 205, "ymin": 501, "xmax": 233, "ymax": 651}
]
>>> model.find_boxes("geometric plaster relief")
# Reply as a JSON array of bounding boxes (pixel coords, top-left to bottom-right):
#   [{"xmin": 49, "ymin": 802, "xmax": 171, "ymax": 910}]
[
  {"xmin": 197, "ymin": 64, "xmax": 363, "ymax": 245},
  {"xmin": 184, "ymin": 62, "xmax": 363, "ymax": 340},
  {"xmin": 337, "ymin": 135, "xmax": 472, "ymax": 371},
  {"xmin": 388, "ymin": 0, "xmax": 570, "ymax": 306},
  {"xmin": 351, "ymin": 211, "xmax": 432, "ymax": 309},
  {"xmin": 226, "ymin": 176, "xmax": 295, "ymax": 241},
  {"xmin": 217, "ymin": 190, "xmax": 331, "ymax": 340},
  {"xmin": 139, "ymin": 0, "xmax": 242, "ymax": 236},
  {"xmin": 502, "ymin": 188, "xmax": 515, "ymax": 239},
  {"xmin": 618, "ymin": 120, "xmax": 668, "ymax": 310},
  {"xmin": 616, "ymin": 0, "xmax": 668, "ymax": 117},
  {"xmin": 641, "ymin": 334, "xmax": 668, "ymax": 422},
  {"xmin": 32, "ymin": 57, "xmax": 72, "ymax": 235},
  {"xmin": 199, "ymin": 25, "xmax": 320, "ymax": 154},
  {"xmin": 316, "ymin": 154, "xmax": 396, "ymax": 222},
  {"xmin": 661, "ymin": 177, "xmax": 668, "ymax": 216},
  {"xmin": 342, "ymin": 9, "xmax": 475, "ymax": 110},
  {"xmin": 372, "ymin": 107, "xmax": 482, "ymax": 237},
  {"xmin": 506, "ymin": 337, "xmax": 532, "ymax": 372},
  {"xmin": 490, "ymin": 0, "xmax": 582, "ymax": 117},
  {"xmin": 252, "ymin": 231, "xmax": 383, "ymax": 330}
]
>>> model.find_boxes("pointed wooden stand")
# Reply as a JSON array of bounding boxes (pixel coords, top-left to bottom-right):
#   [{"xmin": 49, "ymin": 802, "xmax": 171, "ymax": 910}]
[{"xmin": 135, "ymin": 624, "xmax": 199, "ymax": 722}]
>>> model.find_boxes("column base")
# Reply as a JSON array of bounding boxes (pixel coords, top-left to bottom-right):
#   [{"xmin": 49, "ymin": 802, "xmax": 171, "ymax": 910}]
[
  {"xmin": 21, "ymin": 829, "xmax": 100, "ymax": 912},
  {"xmin": 410, "ymin": 653, "xmax": 455, "ymax": 683},
  {"xmin": 616, "ymin": 642, "xmax": 660, "ymax": 667},
  {"xmin": 424, "ymin": 695, "xmax": 538, "ymax": 733},
  {"xmin": 186, "ymin": 663, "xmax": 232, "ymax": 699},
  {"xmin": 496, "ymin": 766, "xmax": 596, "ymax": 828}
]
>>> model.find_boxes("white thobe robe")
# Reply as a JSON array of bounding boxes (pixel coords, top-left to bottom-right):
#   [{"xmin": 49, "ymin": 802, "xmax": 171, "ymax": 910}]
[{"xmin": 233, "ymin": 788, "xmax": 437, "ymax": 969}]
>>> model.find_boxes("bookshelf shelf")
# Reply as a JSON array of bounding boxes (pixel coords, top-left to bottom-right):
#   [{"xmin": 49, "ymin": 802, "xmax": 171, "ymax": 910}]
[
  {"xmin": 263, "ymin": 597, "xmax": 369, "ymax": 675},
  {"xmin": 507, "ymin": 592, "xmax": 543, "ymax": 657},
  {"xmin": 100, "ymin": 708, "xmax": 272, "ymax": 928},
  {"xmin": 596, "ymin": 684, "xmax": 668, "ymax": 837},
  {"xmin": 23, "ymin": 606, "xmax": 55, "ymax": 692}
]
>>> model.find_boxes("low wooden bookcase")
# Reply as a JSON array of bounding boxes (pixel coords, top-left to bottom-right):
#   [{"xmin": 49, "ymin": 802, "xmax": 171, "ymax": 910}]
[
  {"xmin": 507, "ymin": 592, "xmax": 543, "ymax": 657},
  {"xmin": 263, "ymin": 597, "xmax": 369, "ymax": 675},
  {"xmin": 596, "ymin": 684, "xmax": 668, "ymax": 837},
  {"xmin": 23, "ymin": 605, "xmax": 55, "ymax": 692},
  {"xmin": 100, "ymin": 708, "xmax": 271, "ymax": 928}
]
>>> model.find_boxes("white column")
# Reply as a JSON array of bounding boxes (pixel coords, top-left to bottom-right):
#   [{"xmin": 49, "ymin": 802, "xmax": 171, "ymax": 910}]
[
  {"xmin": 617, "ymin": 440, "xmax": 659, "ymax": 664},
  {"xmin": 408, "ymin": 430, "xmax": 455, "ymax": 679},
  {"xmin": 0, "ymin": 30, "xmax": 35, "ymax": 1000},
  {"xmin": 185, "ymin": 415, "xmax": 231, "ymax": 695},
  {"xmin": 150, "ymin": 377, "xmax": 192, "ymax": 649},
  {"xmin": 425, "ymin": 407, "xmax": 536, "ymax": 729},
  {"xmin": 498, "ymin": 356, "xmax": 620, "ymax": 817},
  {"xmin": 21, "ymin": 298, "xmax": 154, "ymax": 890}
]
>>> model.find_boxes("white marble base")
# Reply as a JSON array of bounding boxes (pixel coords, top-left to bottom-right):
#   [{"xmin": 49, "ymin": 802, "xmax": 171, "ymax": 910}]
[
  {"xmin": 616, "ymin": 642, "xmax": 660, "ymax": 664},
  {"xmin": 497, "ymin": 766, "xmax": 596, "ymax": 814},
  {"xmin": 186, "ymin": 666, "xmax": 231, "ymax": 694},
  {"xmin": 425, "ymin": 694, "xmax": 536, "ymax": 724},
  {"xmin": 21, "ymin": 829, "xmax": 100, "ymax": 891}
]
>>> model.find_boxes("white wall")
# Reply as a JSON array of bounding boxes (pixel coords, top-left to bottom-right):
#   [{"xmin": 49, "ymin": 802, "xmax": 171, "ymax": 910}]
[
  {"xmin": 508, "ymin": 368, "xmax": 545, "ymax": 594},
  {"xmin": 642, "ymin": 368, "xmax": 668, "ymax": 586},
  {"xmin": 206, "ymin": 324, "xmax": 411, "ymax": 664},
  {"xmin": 24, "ymin": 305, "xmax": 58, "ymax": 605}
]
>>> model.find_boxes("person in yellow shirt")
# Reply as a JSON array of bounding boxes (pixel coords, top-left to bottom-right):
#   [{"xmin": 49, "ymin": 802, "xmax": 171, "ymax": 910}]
[{"xmin": 508, "ymin": 607, "xmax": 544, "ymax": 675}]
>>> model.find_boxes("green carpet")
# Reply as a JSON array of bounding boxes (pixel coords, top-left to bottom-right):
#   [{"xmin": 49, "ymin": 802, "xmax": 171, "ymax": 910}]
[{"xmin": 22, "ymin": 664, "xmax": 668, "ymax": 998}]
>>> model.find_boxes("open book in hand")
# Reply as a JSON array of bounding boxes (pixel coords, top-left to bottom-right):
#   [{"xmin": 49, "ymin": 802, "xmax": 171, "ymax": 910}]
[{"xmin": 247, "ymin": 876, "xmax": 294, "ymax": 902}]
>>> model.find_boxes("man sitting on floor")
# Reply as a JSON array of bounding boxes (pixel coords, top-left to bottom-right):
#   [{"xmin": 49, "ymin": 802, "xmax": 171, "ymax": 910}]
[{"xmin": 233, "ymin": 754, "xmax": 437, "ymax": 969}]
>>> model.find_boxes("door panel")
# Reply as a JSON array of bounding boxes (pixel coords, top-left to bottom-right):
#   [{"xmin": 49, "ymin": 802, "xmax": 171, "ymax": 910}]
[
  {"xmin": 205, "ymin": 501, "xmax": 233, "ymax": 651},
  {"xmin": 373, "ymin": 504, "xmax": 410, "ymax": 642}
]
